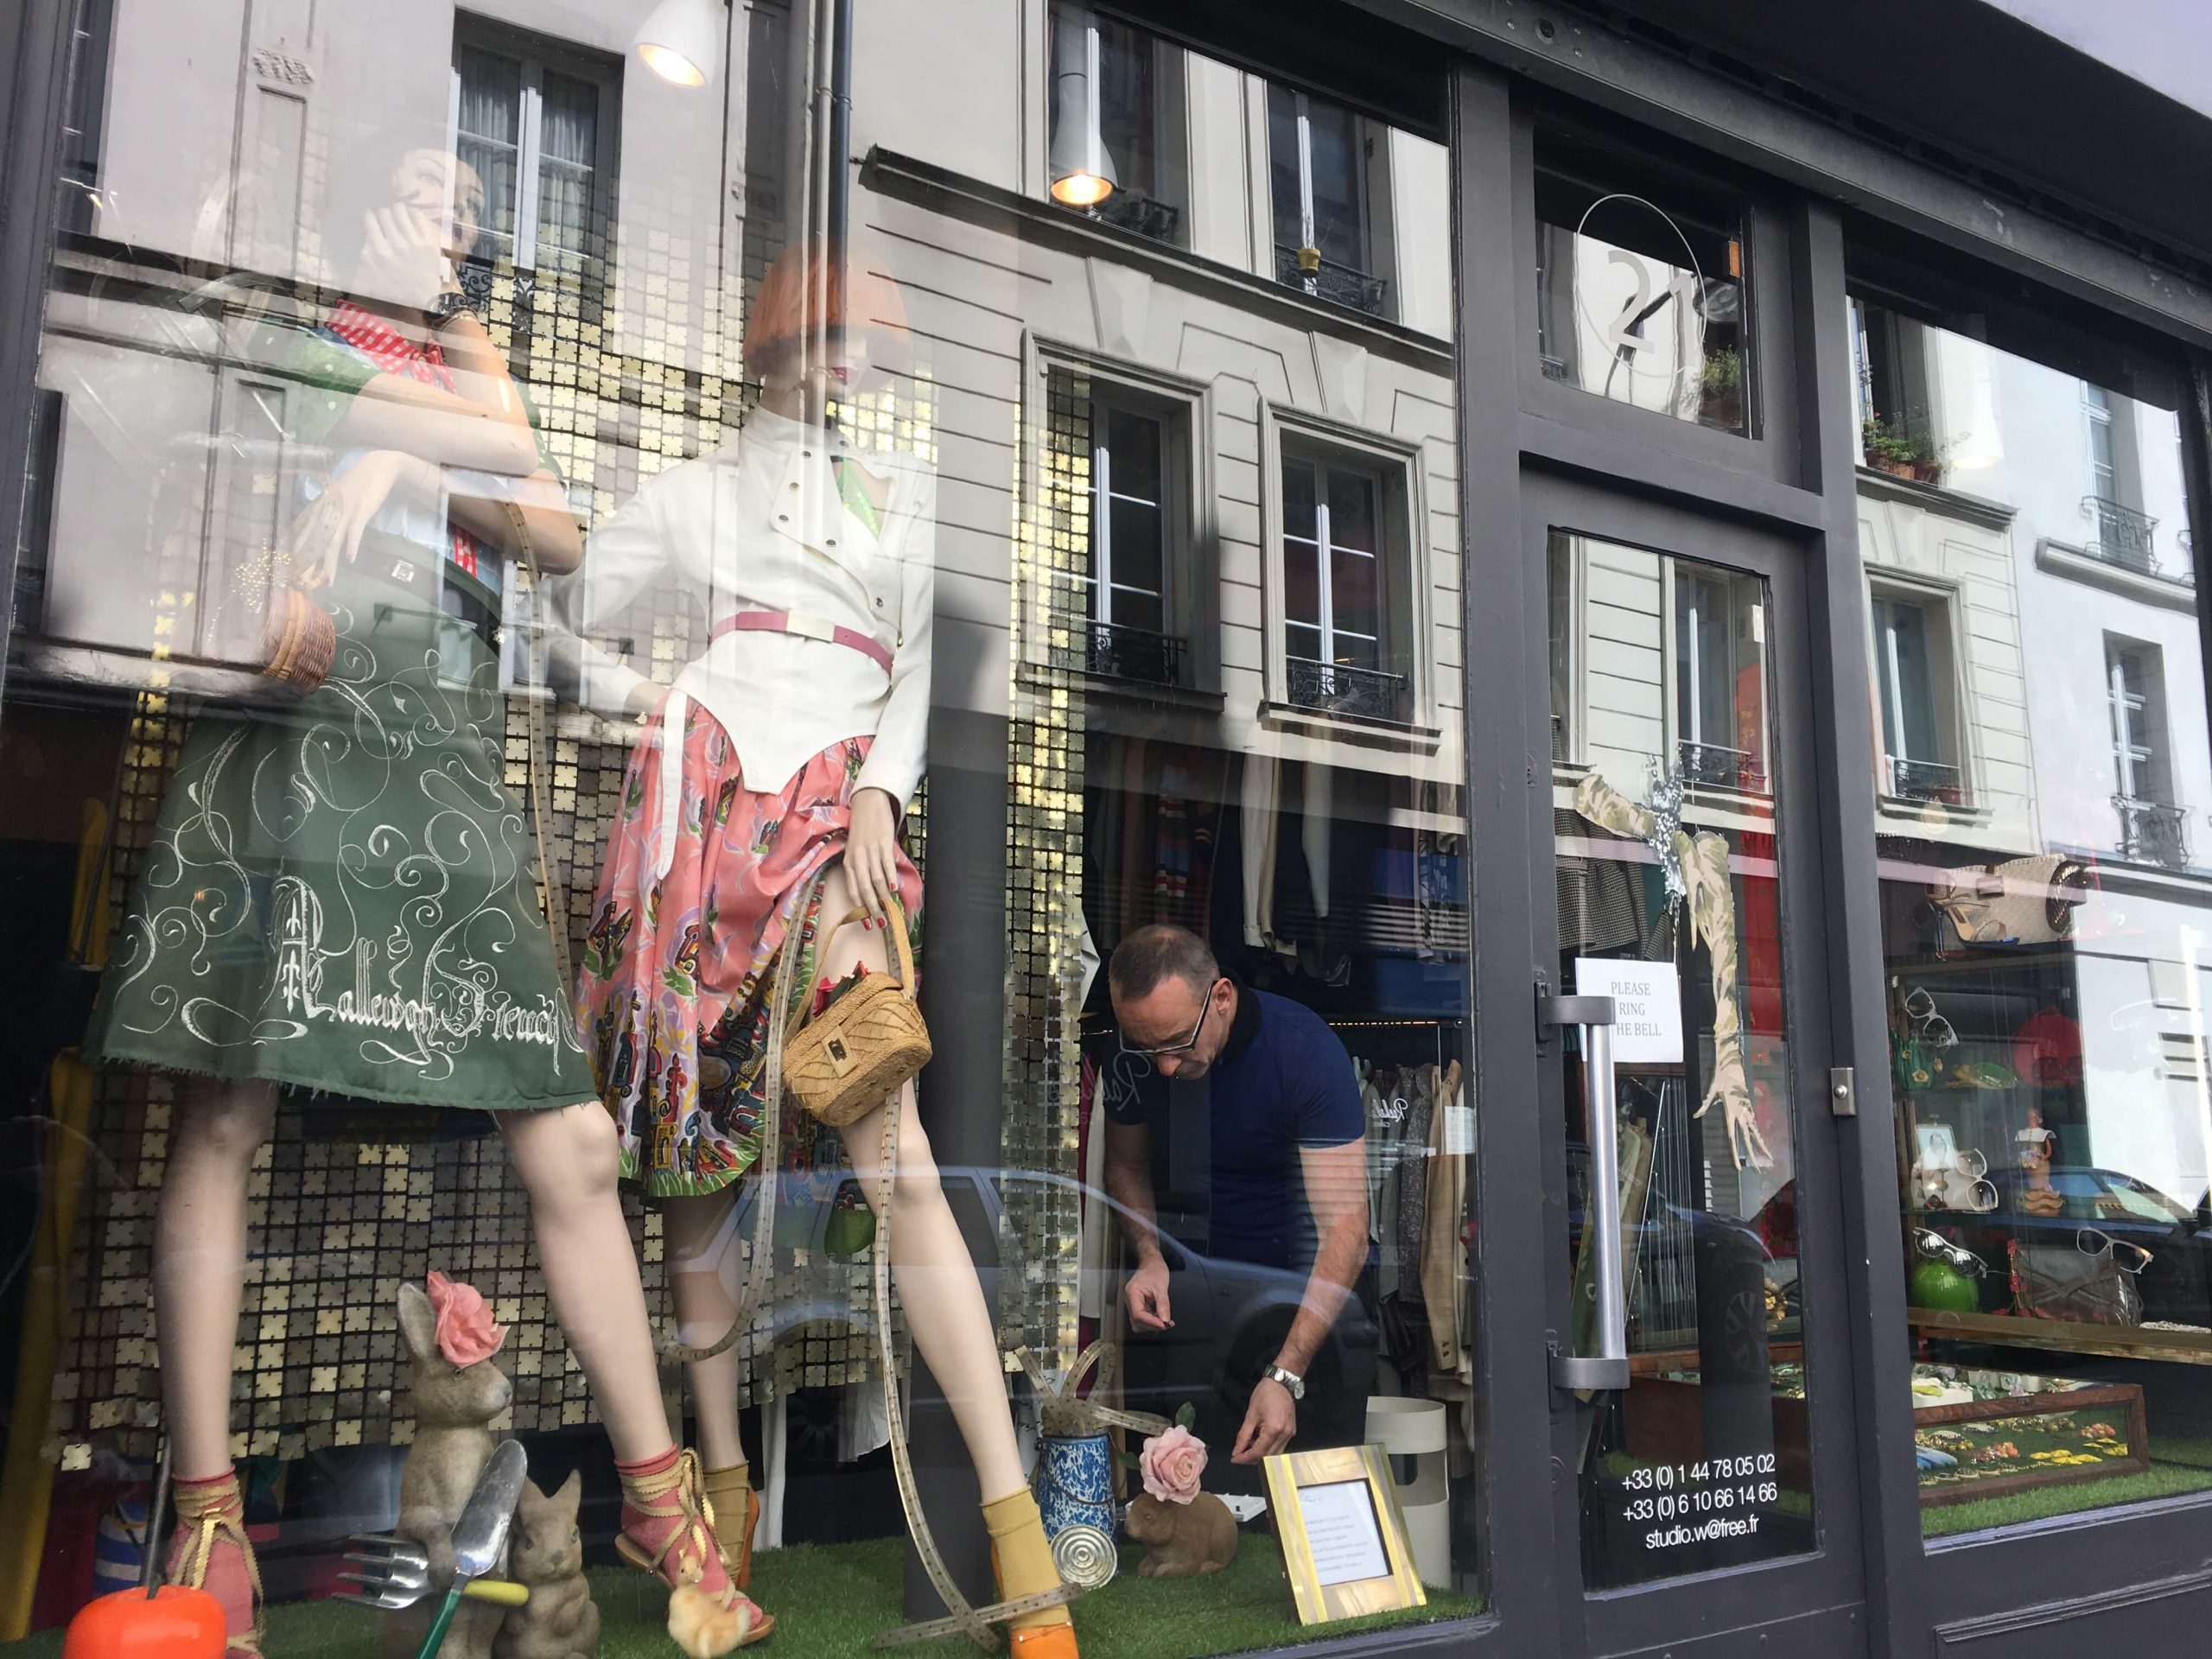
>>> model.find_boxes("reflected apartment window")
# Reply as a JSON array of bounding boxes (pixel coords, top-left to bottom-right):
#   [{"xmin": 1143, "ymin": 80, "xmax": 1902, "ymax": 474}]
[
  {"xmin": 451, "ymin": 18, "xmax": 620, "ymax": 270},
  {"xmin": 2107, "ymin": 636, "xmax": 2183, "ymax": 867},
  {"xmin": 1850, "ymin": 296, "xmax": 1941, "ymax": 483},
  {"xmin": 1046, "ymin": 3, "xmax": 1186, "ymax": 245},
  {"xmin": 1673, "ymin": 568, "xmax": 1767, "ymax": 791},
  {"xmin": 1281, "ymin": 451, "xmax": 1402, "ymax": 720},
  {"xmin": 1871, "ymin": 588, "xmax": 1963, "ymax": 804},
  {"xmin": 1268, "ymin": 86, "xmax": 1388, "ymax": 317},
  {"xmin": 1084, "ymin": 397, "xmax": 1179, "ymax": 683}
]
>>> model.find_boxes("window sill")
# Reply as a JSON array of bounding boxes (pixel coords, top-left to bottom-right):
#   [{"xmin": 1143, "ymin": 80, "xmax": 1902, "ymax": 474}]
[
  {"xmin": 1259, "ymin": 698, "xmax": 1441, "ymax": 751},
  {"xmin": 2033, "ymin": 537, "xmax": 2198, "ymax": 612},
  {"xmin": 1077, "ymin": 671, "xmax": 1227, "ymax": 714},
  {"xmin": 1876, "ymin": 791, "xmax": 1992, "ymax": 830},
  {"xmin": 1855, "ymin": 465, "xmax": 2018, "ymax": 531}
]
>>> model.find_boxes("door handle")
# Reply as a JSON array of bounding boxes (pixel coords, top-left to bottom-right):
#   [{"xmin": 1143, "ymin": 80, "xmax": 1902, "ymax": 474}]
[{"xmin": 1539, "ymin": 993, "xmax": 1630, "ymax": 1392}]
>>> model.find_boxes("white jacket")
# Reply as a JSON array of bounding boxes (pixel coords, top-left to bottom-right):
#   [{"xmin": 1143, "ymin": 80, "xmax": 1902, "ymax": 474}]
[{"xmin": 549, "ymin": 405, "xmax": 936, "ymax": 810}]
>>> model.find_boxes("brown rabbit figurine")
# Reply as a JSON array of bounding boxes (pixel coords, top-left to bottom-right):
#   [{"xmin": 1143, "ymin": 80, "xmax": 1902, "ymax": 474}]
[
  {"xmin": 1126, "ymin": 1491, "xmax": 1239, "ymax": 1577},
  {"xmin": 493, "ymin": 1472, "xmax": 601, "ymax": 1659},
  {"xmin": 382, "ymin": 1274, "xmax": 516, "ymax": 1659}
]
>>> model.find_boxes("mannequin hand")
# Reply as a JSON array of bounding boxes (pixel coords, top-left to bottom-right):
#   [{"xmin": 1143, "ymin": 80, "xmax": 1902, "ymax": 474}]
[
  {"xmin": 1232, "ymin": 1377, "xmax": 1297, "ymax": 1464},
  {"xmin": 286, "ymin": 450, "xmax": 432, "ymax": 588},
  {"xmin": 845, "ymin": 787, "xmax": 902, "ymax": 921},
  {"xmin": 359, "ymin": 201, "xmax": 450, "ymax": 312},
  {"xmin": 1124, "ymin": 1255, "xmax": 1173, "ymax": 1331}
]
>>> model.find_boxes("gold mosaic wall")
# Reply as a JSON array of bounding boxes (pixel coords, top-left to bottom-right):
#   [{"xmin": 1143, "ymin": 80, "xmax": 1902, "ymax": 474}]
[{"xmin": 993, "ymin": 364, "xmax": 1094, "ymax": 1374}]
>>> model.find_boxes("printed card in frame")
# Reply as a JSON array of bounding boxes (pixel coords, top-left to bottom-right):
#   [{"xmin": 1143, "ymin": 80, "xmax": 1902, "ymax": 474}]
[{"xmin": 1262, "ymin": 1444, "xmax": 1427, "ymax": 1624}]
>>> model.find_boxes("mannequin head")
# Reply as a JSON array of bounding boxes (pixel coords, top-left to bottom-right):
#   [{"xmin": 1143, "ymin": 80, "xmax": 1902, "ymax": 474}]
[
  {"xmin": 391, "ymin": 148, "xmax": 487, "ymax": 264},
  {"xmin": 747, "ymin": 239, "xmax": 909, "ymax": 420}
]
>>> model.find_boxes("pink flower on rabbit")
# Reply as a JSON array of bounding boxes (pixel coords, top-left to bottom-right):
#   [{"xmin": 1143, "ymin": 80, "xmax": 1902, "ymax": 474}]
[
  {"xmin": 1139, "ymin": 1425, "xmax": 1208, "ymax": 1505},
  {"xmin": 423, "ymin": 1270, "xmax": 505, "ymax": 1368}
]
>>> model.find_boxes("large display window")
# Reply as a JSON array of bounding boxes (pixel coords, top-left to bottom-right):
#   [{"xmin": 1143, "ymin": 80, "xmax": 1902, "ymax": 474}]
[
  {"xmin": 0, "ymin": 3, "xmax": 1483, "ymax": 1656},
  {"xmin": 1846, "ymin": 252, "xmax": 2212, "ymax": 1538}
]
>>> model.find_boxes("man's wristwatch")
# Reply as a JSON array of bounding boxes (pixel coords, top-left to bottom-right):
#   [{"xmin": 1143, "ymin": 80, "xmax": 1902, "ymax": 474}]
[{"xmin": 1265, "ymin": 1364, "xmax": 1306, "ymax": 1402}]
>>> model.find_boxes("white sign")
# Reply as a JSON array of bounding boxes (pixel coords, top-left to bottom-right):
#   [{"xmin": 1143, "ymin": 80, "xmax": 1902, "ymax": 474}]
[
  {"xmin": 1573, "ymin": 958, "xmax": 1684, "ymax": 1066},
  {"xmin": 1299, "ymin": 1479, "xmax": 1389, "ymax": 1587}
]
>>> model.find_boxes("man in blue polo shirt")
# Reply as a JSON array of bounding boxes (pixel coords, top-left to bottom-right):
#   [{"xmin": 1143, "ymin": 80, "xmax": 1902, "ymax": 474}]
[{"xmin": 1103, "ymin": 925, "xmax": 1371, "ymax": 1482}]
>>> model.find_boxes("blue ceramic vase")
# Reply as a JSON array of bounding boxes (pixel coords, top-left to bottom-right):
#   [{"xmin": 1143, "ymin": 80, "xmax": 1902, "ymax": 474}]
[{"xmin": 1035, "ymin": 1432, "xmax": 1116, "ymax": 1539}]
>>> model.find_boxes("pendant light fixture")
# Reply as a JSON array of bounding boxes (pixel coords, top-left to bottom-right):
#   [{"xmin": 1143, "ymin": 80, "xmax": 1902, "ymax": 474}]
[
  {"xmin": 633, "ymin": 0, "xmax": 721, "ymax": 88},
  {"xmin": 1048, "ymin": 7, "xmax": 1116, "ymax": 207}
]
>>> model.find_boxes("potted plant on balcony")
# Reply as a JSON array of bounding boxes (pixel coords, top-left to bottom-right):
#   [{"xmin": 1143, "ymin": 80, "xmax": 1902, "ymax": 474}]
[
  {"xmin": 1699, "ymin": 346, "xmax": 1744, "ymax": 430},
  {"xmin": 1863, "ymin": 415, "xmax": 1943, "ymax": 485}
]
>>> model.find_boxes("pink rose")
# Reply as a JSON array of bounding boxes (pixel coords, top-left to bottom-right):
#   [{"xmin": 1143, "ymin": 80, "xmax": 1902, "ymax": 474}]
[
  {"xmin": 424, "ymin": 1270, "xmax": 505, "ymax": 1369},
  {"xmin": 1138, "ymin": 1425, "xmax": 1207, "ymax": 1505}
]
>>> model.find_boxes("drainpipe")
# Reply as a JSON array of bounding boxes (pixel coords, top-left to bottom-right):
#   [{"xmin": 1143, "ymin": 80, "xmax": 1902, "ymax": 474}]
[{"xmin": 825, "ymin": 0, "xmax": 852, "ymax": 248}]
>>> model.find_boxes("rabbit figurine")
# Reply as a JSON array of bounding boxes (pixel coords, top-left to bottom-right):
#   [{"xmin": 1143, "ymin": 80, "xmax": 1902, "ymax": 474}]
[
  {"xmin": 493, "ymin": 1472, "xmax": 601, "ymax": 1659},
  {"xmin": 381, "ymin": 1276, "xmax": 516, "ymax": 1659}
]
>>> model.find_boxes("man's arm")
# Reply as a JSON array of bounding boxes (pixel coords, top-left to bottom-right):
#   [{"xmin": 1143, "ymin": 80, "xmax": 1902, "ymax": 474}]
[
  {"xmin": 1103, "ymin": 1116, "xmax": 1173, "ymax": 1330},
  {"xmin": 1233, "ymin": 1136, "xmax": 1368, "ymax": 1464},
  {"xmin": 1276, "ymin": 1137, "xmax": 1370, "ymax": 1376}
]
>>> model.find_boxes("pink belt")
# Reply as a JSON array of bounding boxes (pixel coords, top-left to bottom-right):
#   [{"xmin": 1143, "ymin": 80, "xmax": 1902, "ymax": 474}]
[{"xmin": 712, "ymin": 608, "xmax": 893, "ymax": 675}]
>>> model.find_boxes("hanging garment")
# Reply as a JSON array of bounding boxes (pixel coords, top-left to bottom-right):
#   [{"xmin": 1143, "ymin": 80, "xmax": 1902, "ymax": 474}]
[
  {"xmin": 1302, "ymin": 761, "xmax": 1334, "ymax": 924},
  {"xmin": 1243, "ymin": 753, "xmax": 1281, "ymax": 949},
  {"xmin": 1394, "ymin": 1065, "xmax": 1436, "ymax": 1311},
  {"xmin": 1421, "ymin": 1060, "xmax": 1468, "ymax": 1375}
]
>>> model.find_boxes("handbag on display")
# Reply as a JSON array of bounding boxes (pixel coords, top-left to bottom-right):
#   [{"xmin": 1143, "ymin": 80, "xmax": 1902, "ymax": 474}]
[
  {"xmin": 2008, "ymin": 1236, "xmax": 2144, "ymax": 1325},
  {"xmin": 781, "ymin": 897, "xmax": 932, "ymax": 1129},
  {"xmin": 227, "ymin": 543, "xmax": 338, "ymax": 695},
  {"xmin": 1928, "ymin": 855, "xmax": 2091, "ymax": 947}
]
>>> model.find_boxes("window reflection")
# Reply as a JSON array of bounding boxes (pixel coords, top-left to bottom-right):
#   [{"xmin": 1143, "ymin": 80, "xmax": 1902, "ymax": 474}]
[{"xmin": 1856, "ymin": 283, "xmax": 2212, "ymax": 1534}]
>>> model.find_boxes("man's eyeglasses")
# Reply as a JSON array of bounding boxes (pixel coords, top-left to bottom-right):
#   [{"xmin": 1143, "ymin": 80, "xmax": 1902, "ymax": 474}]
[{"xmin": 1118, "ymin": 978, "xmax": 1226, "ymax": 1059}]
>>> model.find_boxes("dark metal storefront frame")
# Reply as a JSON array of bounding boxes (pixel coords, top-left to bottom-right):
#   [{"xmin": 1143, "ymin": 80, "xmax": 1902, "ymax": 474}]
[{"xmin": 4, "ymin": 3, "xmax": 2212, "ymax": 1659}]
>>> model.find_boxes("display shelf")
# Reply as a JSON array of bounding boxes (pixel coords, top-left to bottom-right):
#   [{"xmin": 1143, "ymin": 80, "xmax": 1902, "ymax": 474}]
[{"xmin": 1910, "ymin": 1309, "xmax": 2212, "ymax": 1364}]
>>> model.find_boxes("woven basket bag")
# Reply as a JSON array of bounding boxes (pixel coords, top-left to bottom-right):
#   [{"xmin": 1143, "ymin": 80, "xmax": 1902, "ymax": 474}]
[{"xmin": 783, "ymin": 896, "xmax": 931, "ymax": 1128}]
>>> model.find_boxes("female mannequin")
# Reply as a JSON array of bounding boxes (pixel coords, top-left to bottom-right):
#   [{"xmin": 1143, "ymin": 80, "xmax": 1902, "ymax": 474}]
[
  {"xmin": 562, "ymin": 240, "xmax": 1078, "ymax": 1656},
  {"xmin": 89, "ymin": 150, "xmax": 757, "ymax": 1659}
]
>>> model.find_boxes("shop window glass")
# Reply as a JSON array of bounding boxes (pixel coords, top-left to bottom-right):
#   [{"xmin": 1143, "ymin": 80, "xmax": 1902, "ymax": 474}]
[
  {"xmin": 1535, "ymin": 130, "xmax": 1751, "ymax": 435},
  {"xmin": 1849, "ymin": 267, "xmax": 2212, "ymax": 1537},
  {"xmin": 0, "ymin": 3, "xmax": 1480, "ymax": 1654}
]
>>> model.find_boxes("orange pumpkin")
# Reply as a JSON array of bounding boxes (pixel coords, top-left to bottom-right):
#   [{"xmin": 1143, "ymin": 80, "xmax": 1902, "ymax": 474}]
[{"xmin": 62, "ymin": 1586, "xmax": 227, "ymax": 1658}]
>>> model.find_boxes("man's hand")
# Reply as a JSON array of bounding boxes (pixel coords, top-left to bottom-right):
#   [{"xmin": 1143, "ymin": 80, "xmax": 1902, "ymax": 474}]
[
  {"xmin": 845, "ymin": 786, "xmax": 902, "ymax": 921},
  {"xmin": 1124, "ymin": 1255, "xmax": 1173, "ymax": 1332},
  {"xmin": 1232, "ymin": 1376, "xmax": 1297, "ymax": 1464}
]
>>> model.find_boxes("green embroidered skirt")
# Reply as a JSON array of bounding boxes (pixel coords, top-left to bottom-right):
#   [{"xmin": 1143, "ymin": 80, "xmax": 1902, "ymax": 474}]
[{"xmin": 87, "ymin": 543, "xmax": 594, "ymax": 1111}]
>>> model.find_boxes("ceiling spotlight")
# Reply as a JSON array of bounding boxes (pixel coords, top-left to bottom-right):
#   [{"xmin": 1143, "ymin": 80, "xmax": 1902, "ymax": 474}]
[{"xmin": 633, "ymin": 0, "xmax": 721, "ymax": 87}]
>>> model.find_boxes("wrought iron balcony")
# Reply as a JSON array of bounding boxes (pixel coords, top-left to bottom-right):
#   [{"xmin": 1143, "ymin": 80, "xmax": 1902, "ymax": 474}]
[
  {"xmin": 1273, "ymin": 245, "xmax": 1389, "ymax": 317},
  {"xmin": 1287, "ymin": 657, "xmax": 1405, "ymax": 721},
  {"xmin": 2114, "ymin": 796, "xmax": 2190, "ymax": 869},
  {"xmin": 1085, "ymin": 192, "xmax": 1181, "ymax": 245},
  {"xmin": 1083, "ymin": 620, "xmax": 1185, "ymax": 687},
  {"xmin": 1885, "ymin": 754, "xmax": 1964, "ymax": 805},
  {"xmin": 1679, "ymin": 739, "xmax": 1766, "ymax": 793},
  {"xmin": 2082, "ymin": 495, "xmax": 2164, "ymax": 577}
]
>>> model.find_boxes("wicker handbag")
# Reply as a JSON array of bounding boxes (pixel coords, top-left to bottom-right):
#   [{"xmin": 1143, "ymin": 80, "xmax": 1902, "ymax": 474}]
[
  {"xmin": 230, "ymin": 543, "xmax": 337, "ymax": 694},
  {"xmin": 784, "ymin": 897, "xmax": 931, "ymax": 1128}
]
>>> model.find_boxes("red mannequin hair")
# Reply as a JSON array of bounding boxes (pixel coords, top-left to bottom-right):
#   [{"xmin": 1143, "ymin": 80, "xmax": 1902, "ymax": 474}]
[{"xmin": 746, "ymin": 239, "xmax": 911, "ymax": 382}]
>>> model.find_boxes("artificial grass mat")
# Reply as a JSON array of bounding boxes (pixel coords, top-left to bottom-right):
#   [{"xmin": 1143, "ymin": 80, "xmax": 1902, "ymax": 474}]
[
  {"xmin": 2, "ymin": 1533, "xmax": 1482, "ymax": 1659},
  {"xmin": 1921, "ymin": 1433, "xmax": 2212, "ymax": 1538}
]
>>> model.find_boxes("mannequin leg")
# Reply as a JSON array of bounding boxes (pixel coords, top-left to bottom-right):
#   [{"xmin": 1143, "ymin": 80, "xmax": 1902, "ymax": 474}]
[
  {"xmin": 153, "ymin": 1077, "xmax": 276, "ymax": 1654},
  {"xmin": 817, "ymin": 868, "xmax": 1072, "ymax": 1650},
  {"xmin": 499, "ymin": 1103, "xmax": 768, "ymax": 1653},
  {"xmin": 496, "ymin": 1103, "xmax": 671, "ymax": 1460},
  {"xmin": 665, "ymin": 1190, "xmax": 760, "ymax": 1583},
  {"xmin": 156, "ymin": 1077, "xmax": 276, "ymax": 1480}
]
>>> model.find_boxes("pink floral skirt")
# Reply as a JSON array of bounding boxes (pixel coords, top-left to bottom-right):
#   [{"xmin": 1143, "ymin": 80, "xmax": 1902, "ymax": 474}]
[{"xmin": 575, "ymin": 702, "xmax": 921, "ymax": 1197}]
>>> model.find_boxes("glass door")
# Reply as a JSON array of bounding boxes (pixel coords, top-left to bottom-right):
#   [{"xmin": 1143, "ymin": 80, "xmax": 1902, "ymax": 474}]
[{"xmin": 1528, "ymin": 476, "xmax": 1868, "ymax": 1654}]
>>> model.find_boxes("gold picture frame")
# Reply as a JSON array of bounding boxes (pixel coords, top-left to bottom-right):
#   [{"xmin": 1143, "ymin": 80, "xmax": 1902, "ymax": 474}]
[{"xmin": 1263, "ymin": 1444, "xmax": 1428, "ymax": 1624}]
